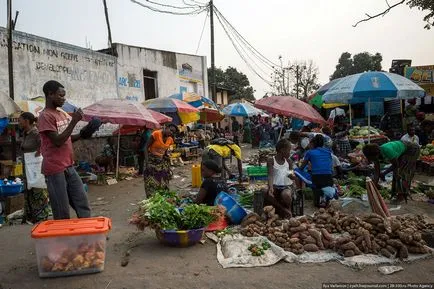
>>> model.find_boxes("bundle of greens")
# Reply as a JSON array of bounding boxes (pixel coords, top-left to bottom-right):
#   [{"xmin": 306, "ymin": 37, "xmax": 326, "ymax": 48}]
[
  {"xmin": 130, "ymin": 193, "xmax": 218, "ymax": 231},
  {"xmin": 238, "ymin": 191, "xmax": 254, "ymax": 207}
]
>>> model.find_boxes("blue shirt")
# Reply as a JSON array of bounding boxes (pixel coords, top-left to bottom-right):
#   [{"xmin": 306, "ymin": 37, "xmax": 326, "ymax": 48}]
[
  {"xmin": 291, "ymin": 118, "xmax": 304, "ymax": 131},
  {"xmin": 304, "ymin": 147, "xmax": 333, "ymax": 175}
]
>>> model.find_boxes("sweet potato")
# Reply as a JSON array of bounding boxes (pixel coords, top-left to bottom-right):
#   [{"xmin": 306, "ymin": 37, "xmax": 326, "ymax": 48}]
[
  {"xmin": 277, "ymin": 237, "xmax": 286, "ymax": 243},
  {"xmin": 291, "ymin": 232, "xmax": 300, "ymax": 239},
  {"xmin": 407, "ymin": 245, "xmax": 427, "ymax": 254},
  {"xmin": 336, "ymin": 236, "xmax": 353, "ymax": 245},
  {"xmin": 380, "ymin": 248, "xmax": 393, "ymax": 258},
  {"xmin": 387, "ymin": 239, "xmax": 405, "ymax": 249},
  {"xmin": 344, "ymin": 250, "xmax": 355, "ymax": 257},
  {"xmin": 290, "ymin": 224, "xmax": 307, "ymax": 233},
  {"xmin": 375, "ymin": 239, "xmax": 386, "ymax": 248},
  {"xmin": 413, "ymin": 232, "xmax": 422, "ymax": 242},
  {"xmin": 289, "ymin": 238, "xmax": 300, "ymax": 244},
  {"xmin": 362, "ymin": 230, "xmax": 372, "ymax": 250},
  {"xmin": 390, "ymin": 219, "xmax": 401, "ymax": 232},
  {"xmin": 303, "ymin": 244, "xmax": 319, "ymax": 252},
  {"xmin": 398, "ymin": 246, "xmax": 409, "ymax": 259},
  {"xmin": 298, "ymin": 216, "xmax": 308, "ymax": 223},
  {"xmin": 385, "ymin": 245, "xmax": 397, "ymax": 255},
  {"xmin": 321, "ymin": 228, "xmax": 333, "ymax": 241},
  {"xmin": 289, "ymin": 219, "xmax": 301, "ymax": 227},
  {"xmin": 282, "ymin": 223, "xmax": 290, "ymax": 232},
  {"xmin": 267, "ymin": 234, "xmax": 276, "ymax": 241},
  {"xmin": 354, "ymin": 235, "xmax": 364, "ymax": 246},
  {"xmin": 367, "ymin": 217, "xmax": 383, "ymax": 225},
  {"xmin": 371, "ymin": 240, "xmax": 381, "ymax": 253},
  {"xmin": 299, "ymin": 232, "xmax": 309, "ymax": 239},
  {"xmin": 377, "ymin": 234, "xmax": 389, "ymax": 241},
  {"xmin": 293, "ymin": 243, "xmax": 303, "ymax": 250},
  {"xmin": 340, "ymin": 242, "xmax": 357, "ymax": 251},
  {"xmin": 304, "ymin": 236, "xmax": 317, "ymax": 244}
]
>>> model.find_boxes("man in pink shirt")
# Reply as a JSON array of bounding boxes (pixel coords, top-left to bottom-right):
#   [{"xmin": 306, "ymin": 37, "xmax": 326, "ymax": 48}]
[{"xmin": 38, "ymin": 80, "xmax": 91, "ymax": 219}]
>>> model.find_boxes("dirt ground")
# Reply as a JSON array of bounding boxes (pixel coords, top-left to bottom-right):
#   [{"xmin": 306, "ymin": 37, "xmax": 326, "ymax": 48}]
[{"xmin": 1, "ymin": 147, "xmax": 434, "ymax": 289}]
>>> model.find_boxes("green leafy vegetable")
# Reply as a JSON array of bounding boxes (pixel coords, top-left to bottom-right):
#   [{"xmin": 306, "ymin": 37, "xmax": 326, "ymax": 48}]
[{"xmin": 180, "ymin": 204, "xmax": 216, "ymax": 230}]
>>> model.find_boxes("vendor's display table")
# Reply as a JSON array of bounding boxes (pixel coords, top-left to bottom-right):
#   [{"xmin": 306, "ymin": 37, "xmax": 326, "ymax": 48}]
[{"xmin": 349, "ymin": 135, "xmax": 389, "ymax": 145}]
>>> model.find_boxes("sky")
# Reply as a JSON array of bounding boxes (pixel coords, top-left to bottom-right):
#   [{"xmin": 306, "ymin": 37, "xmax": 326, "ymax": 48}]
[{"xmin": 0, "ymin": 0, "xmax": 433, "ymax": 99}]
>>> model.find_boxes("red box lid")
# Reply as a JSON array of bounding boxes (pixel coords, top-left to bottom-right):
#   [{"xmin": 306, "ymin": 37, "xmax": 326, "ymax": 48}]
[{"xmin": 31, "ymin": 217, "xmax": 112, "ymax": 238}]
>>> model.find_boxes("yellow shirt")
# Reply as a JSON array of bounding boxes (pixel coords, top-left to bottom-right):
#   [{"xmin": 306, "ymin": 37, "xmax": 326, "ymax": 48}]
[{"xmin": 207, "ymin": 144, "xmax": 242, "ymax": 160}]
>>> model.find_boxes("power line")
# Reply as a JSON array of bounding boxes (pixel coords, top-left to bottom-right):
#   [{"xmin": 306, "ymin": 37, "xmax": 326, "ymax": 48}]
[
  {"xmin": 145, "ymin": 0, "xmax": 206, "ymax": 9},
  {"xmin": 215, "ymin": 7, "xmax": 272, "ymax": 77},
  {"xmin": 214, "ymin": 6, "xmax": 279, "ymax": 69},
  {"xmin": 196, "ymin": 10, "xmax": 209, "ymax": 54},
  {"xmin": 214, "ymin": 8, "xmax": 272, "ymax": 86},
  {"xmin": 131, "ymin": 0, "xmax": 207, "ymax": 15}
]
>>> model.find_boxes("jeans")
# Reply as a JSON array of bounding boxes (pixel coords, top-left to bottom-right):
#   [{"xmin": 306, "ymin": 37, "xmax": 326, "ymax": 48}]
[{"xmin": 46, "ymin": 167, "xmax": 91, "ymax": 219}]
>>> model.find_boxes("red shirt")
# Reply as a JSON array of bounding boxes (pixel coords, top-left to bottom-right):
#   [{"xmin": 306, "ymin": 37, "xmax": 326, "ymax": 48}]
[{"xmin": 38, "ymin": 108, "xmax": 74, "ymax": 175}]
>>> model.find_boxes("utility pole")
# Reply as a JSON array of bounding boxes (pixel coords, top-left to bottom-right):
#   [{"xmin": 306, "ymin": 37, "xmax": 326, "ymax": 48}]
[
  {"xmin": 102, "ymin": 0, "xmax": 115, "ymax": 56},
  {"xmin": 7, "ymin": 0, "xmax": 14, "ymax": 101},
  {"xmin": 296, "ymin": 65, "xmax": 299, "ymax": 99},
  {"xmin": 209, "ymin": 0, "xmax": 216, "ymax": 102}
]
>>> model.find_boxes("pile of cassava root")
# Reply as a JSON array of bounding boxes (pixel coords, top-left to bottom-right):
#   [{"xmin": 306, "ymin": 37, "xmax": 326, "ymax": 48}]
[{"xmin": 240, "ymin": 206, "xmax": 434, "ymax": 258}]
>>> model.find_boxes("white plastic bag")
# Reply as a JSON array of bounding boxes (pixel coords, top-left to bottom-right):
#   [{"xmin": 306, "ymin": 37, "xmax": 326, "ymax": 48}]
[{"xmin": 24, "ymin": 152, "xmax": 46, "ymax": 189}]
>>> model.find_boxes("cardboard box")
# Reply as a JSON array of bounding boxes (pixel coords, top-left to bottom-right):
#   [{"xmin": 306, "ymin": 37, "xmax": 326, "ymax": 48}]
[{"xmin": 5, "ymin": 193, "xmax": 25, "ymax": 215}]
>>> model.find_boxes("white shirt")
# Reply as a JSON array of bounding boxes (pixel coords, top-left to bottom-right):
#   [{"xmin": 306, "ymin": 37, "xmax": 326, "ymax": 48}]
[
  {"xmin": 272, "ymin": 157, "xmax": 292, "ymax": 186},
  {"xmin": 401, "ymin": 133, "xmax": 420, "ymax": 146}
]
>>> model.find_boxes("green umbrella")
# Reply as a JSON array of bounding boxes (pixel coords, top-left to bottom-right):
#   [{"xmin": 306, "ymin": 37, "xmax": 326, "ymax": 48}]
[{"xmin": 309, "ymin": 93, "xmax": 323, "ymax": 109}]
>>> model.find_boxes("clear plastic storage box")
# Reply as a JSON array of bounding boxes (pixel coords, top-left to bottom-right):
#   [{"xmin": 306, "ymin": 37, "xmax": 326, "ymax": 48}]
[{"xmin": 31, "ymin": 217, "xmax": 111, "ymax": 278}]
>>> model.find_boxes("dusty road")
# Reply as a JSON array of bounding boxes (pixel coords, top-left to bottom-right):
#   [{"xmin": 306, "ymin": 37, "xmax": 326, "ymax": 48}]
[{"xmin": 1, "ymin": 168, "xmax": 434, "ymax": 289}]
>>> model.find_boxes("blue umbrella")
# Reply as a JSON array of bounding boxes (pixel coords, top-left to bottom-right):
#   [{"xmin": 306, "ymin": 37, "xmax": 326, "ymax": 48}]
[
  {"xmin": 321, "ymin": 71, "xmax": 426, "ymax": 142},
  {"xmin": 222, "ymin": 102, "xmax": 263, "ymax": 117},
  {"xmin": 168, "ymin": 92, "xmax": 219, "ymax": 109},
  {"xmin": 322, "ymin": 71, "xmax": 425, "ymax": 104}
]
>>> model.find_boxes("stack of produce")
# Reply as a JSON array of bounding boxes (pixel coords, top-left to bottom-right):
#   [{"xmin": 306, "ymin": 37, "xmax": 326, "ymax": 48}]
[
  {"xmin": 420, "ymin": 144, "xmax": 434, "ymax": 163},
  {"xmin": 240, "ymin": 206, "xmax": 433, "ymax": 258},
  {"xmin": 349, "ymin": 126, "xmax": 384, "ymax": 139},
  {"xmin": 129, "ymin": 193, "xmax": 220, "ymax": 231}
]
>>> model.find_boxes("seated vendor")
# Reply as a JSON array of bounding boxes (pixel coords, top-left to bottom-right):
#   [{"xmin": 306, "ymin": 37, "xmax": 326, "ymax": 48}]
[
  {"xmin": 264, "ymin": 139, "xmax": 293, "ymax": 218},
  {"xmin": 202, "ymin": 138, "xmax": 243, "ymax": 181},
  {"xmin": 95, "ymin": 137, "xmax": 115, "ymax": 173},
  {"xmin": 195, "ymin": 160, "xmax": 228, "ymax": 206}
]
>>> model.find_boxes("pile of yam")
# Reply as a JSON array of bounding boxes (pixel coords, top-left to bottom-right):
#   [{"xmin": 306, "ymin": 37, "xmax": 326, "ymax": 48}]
[{"xmin": 240, "ymin": 206, "xmax": 433, "ymax": 259}]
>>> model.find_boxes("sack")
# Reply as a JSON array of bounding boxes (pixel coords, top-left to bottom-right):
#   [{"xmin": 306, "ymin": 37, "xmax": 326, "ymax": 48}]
[
  {"xmin": 24, "ymin": 152, "xmax": 46, "ymax": 189},
  {"xmin": 210, "ymin": 138, "xmax": 234, "ymax": 146}
]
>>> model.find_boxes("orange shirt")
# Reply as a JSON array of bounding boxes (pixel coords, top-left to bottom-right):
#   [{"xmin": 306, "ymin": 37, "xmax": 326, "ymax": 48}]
[{"xmin": 149, "ymin": 130, "xmax": 174, "ymax": 157}]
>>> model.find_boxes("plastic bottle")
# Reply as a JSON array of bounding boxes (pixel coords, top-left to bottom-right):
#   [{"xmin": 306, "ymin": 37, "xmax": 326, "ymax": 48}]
[{"xmin": 191, "ymin": 164, "xmax": 202, "ymax": 188}]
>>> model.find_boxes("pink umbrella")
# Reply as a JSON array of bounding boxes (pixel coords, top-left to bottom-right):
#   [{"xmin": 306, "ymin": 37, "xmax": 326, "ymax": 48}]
[
  {"xmin": 254, "ymin": 95, "xmax": 326, "ymax": 124},
  {"xmin": 83, "ymin": 99, "xmax": 172, "ymax": 178},
  {"xmin": 83, "ymin": 99, "xmax": 169, "ymax": 128}
]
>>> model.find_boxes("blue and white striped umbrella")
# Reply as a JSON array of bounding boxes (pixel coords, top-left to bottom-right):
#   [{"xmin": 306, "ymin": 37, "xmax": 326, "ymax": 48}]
[
  {"xmin": 322, "ymin": 71, "xmax": 426, "ymax": 104},
  {"xmin": 222, "ymin": 102, "xmax": 263, "ymax": 117}
]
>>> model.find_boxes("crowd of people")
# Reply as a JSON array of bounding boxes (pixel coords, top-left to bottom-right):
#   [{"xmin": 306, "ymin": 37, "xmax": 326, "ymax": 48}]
[{"xmin": 13, "ymin": 80, "xmax": 434, "ymax": 223}]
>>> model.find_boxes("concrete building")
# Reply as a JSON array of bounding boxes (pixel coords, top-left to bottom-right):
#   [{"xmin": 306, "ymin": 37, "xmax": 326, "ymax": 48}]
[
  {"xmin": 0, "ymin": 27, "xmax": 208, "ymax": 162},
  {"xmin": 100, "ymin": 43, "xmax": 208, "ymax": 103}
]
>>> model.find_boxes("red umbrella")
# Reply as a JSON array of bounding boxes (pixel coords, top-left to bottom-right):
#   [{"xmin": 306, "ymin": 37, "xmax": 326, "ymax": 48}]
[
  {"xmin": 254, "ymin": 95, "xmax": 326, "ymax": 124},
  {"xmin": 198, "ymin": 108, "xmax": 225, "ymax": 124},
  {"xmin": 83, "ymin": 99, "xmax": 167, "ymax": 128}
]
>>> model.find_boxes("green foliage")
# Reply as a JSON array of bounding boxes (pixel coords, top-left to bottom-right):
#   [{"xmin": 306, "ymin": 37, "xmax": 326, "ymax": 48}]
[
  {"xmin": 136, "ymin": 194, "xmax": 217, "ymax": 230},
  {"xmin": 407, "ymin": 0, "xmax": 434, "ymax": 29},
  {"xmin": 208, "ymin": 66, "xmax": 255, "ymax": 101},
  {"xmin": 330, "ymin": 52, "xmax": 383, "ymax": 80},
  {"xmin": 141, "ymin": 194, "xmax": 180, "ymax": 230},
  {"xmin": 180, "ymin": 204, "xmax": 216, "ymax": 230}
]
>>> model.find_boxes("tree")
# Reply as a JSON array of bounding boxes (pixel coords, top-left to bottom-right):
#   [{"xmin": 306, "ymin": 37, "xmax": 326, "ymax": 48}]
[
  {"xmin": 290, "ymin": 60, "xmax": 321, "ymax": 99},
  {"xmin": 354, "ymin": 0, "xmax": 434, "ymax": 30},
  {"xmin": 208, "ymin": 66, "xmax": 255, "ymax": 101},
  {"xmin": 269, "ymin": 57, "xmax": 320, "ymax": 98},
  {"xmin": 330, "ymin": 52, "xmax": 383, "ymax": 80}
]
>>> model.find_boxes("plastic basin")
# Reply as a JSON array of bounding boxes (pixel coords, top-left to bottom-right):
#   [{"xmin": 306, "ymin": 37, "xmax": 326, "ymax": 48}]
[
  {"xmin": 156, "ymin": 228, "xmax": 204, "ymax": 247},
  {"xmin": 214, "ymin": 192, "xmax": 247, "ymax": 225},
  {"xmin": 206, "ymin": 215, "xmax": 228, "ymax": 232},
  {"xmin": 0, "ymin": 183, "xmax": 24, "ymax": 197}
]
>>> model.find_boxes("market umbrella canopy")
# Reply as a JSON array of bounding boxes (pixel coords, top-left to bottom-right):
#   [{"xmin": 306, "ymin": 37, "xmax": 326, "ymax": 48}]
[
  {"xmin": 18, "ymin": 96, "xmax": 78, "ymax": 115},
  {"xmin": 83, "ymin": 99, "xmax": 163, "ymax": 128},
  {"xmin": 222, "ymin": 102, "xmax": 263, "ymax": 117},
  {"xmin": 0, "ymin": 94, "xmax": 20, "ymax": 118},
  {"xmin": 143, "ymin": 97, "xmax": 199, "ymax": 124},
  {"xmin": 322, "ymin": 71, "xmax": 426, "ymax": 104},
  {"xmin": 198, "ymin": 108, "xmax": 225, "ymax": 124},
  {"xmin": 254, "ymin": 95, "xmax": 326, "ymax": 124},
  {"xmin": 169, "ymin": 92, "xmax": 219, "ymax": 109}
]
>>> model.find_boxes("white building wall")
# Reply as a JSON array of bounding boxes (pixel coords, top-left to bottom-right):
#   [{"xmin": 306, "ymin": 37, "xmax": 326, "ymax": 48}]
[
  {"xmin": 0, "ymin": 27, "xmax": 117, "ymax": 108},
  {"xmin": 115, "ymin": 44, "xmax": 207, "ymax": 102}
]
